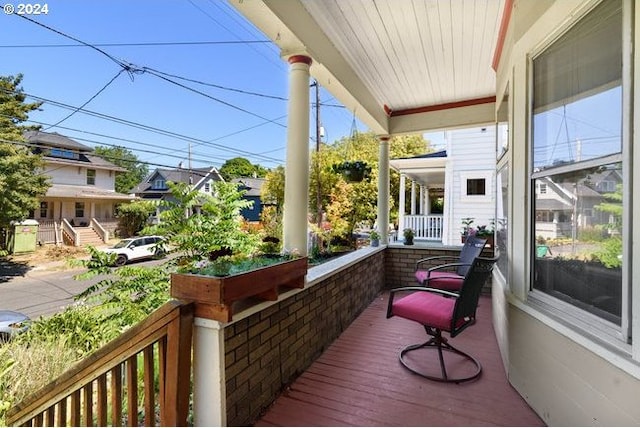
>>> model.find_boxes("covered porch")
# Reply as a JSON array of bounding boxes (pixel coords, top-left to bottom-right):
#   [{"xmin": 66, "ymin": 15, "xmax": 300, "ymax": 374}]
[
  {"xmin": 391, "ymin": 151, "xmax": 447, "ymax": 243},
  {"xmin": 256, "ymin": 292, "xmax": 543, "ymax": 427}
]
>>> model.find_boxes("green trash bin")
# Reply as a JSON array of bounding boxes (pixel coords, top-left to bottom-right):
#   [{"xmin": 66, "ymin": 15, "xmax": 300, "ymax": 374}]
[{"xmin": 8, "ymin": 220, "xmax": 39, "ymax": 254}]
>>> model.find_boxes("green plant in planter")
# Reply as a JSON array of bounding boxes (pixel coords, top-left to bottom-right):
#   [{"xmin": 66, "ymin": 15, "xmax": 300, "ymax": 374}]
[
  {"xmin": 403, "ymin": 228, "xmax": 414, "ymax": 245},
  {"xmin": 369, "ymin": 230, "xmax": 380, "ymax": 247},
  {"xmin": 180, "ymin": 251, "xmax": 301, "ymax": 277}
]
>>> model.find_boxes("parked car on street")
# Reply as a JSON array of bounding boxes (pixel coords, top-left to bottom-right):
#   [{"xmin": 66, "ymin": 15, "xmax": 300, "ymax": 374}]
[
  {"xmin": 102, "ymin": 235, "xmax": 166, "ymax": 266},
  {"xmin": 0, "ymin": 310, "xmax": 30, "ymax": 342}
]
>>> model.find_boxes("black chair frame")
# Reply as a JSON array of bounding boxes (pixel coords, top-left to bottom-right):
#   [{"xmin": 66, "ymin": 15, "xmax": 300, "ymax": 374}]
[
  {"xmin": 387, "ymin": 257, "xmax": 496, "ymax": 383},
  {"xmin": 414, "ymin": 235, "xmax": 487, "ymax": 284}
]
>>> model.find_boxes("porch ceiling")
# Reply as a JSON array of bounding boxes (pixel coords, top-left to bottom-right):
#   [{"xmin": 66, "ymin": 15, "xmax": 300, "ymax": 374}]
[{"xmin": 229, "ymin": 0, "xmax": 506, "ymax": 135}]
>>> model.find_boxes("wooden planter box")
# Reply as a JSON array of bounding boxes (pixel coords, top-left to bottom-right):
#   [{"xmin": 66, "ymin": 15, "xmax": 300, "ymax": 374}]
[{"xmin": 170, "ymin": 257, "xmax": 308, "ymax": 322}]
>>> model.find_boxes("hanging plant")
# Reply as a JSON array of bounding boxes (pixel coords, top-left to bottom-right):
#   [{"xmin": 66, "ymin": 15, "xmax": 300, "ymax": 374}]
[
  {"xmin": 332, "ymin": 160, "xmax": 372, "ymax": 182},
  {"xmin": 331, "ymin": 111, "xmax": 371, "ymax": 182}
]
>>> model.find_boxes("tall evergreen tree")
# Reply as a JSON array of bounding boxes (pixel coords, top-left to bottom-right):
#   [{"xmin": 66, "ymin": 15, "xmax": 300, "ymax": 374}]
[{"xmin": 0, "ymin": 74, "xmax": 50, "ymax": 229}]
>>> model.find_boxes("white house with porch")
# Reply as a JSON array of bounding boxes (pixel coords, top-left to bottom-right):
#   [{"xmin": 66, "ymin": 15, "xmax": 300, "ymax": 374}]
[
  {"xmin": 24, "ymin": 130, "xmax": 134, "ymax": 246},
  {"xmin": 392, "ymin": 126, "xmax": 497, "ymax": 245}
]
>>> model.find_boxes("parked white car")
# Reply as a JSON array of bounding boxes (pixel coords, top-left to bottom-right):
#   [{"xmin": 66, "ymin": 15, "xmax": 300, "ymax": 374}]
[
  {"xmin": 102, "ymin": 235, "xmax": 166, "ymax": 266},
  {"xmin": 0, "ymin": 310, "xmax": 30, "ymax": 342}
]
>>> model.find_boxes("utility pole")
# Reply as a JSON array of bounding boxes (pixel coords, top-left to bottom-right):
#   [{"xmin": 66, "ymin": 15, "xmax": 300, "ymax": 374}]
[
  {"xmin": 313, "ymin": 80, "xmax": 322, "ymax": 228},
  {"xmin": 188, "ymin": 143, "xmax": 193, "ymax": 185}
]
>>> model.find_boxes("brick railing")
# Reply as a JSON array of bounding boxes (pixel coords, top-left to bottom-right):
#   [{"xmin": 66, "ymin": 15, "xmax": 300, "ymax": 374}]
[{"xmin": 385, "ymin": 243, "xmax": 494, "ymax": 290}]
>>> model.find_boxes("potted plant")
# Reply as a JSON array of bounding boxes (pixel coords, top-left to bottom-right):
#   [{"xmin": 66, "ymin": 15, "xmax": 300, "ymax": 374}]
[
  {"xmin": 403, "ymin": 228, "xmax": 414, "ymax": 245},
  {"xmin": 460, "ymin": 218, "xmax": 495, "ymax": 247},
  {"xmin": 369, "ymin": 230, "xmax": 380, "ymax": 247},
  {"xmin": 332, "ymin": 160, "xmax": 372, "ymax": 183}
]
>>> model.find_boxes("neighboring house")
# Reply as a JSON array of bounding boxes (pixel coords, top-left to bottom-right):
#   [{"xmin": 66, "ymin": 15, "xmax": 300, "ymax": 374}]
[
  {"xmin": 132, "ymin": 166, "xmax": 224, "ymax": 217},
  {"xmin": 390, "ymin": 125, "xmax": 496, "ymax": 246},
  {"xmin": 231, "ymin": 177, "xmax": 267, "ymax": 222},
  {"xmin": 24, "ymin": 130, "xmax": 133, "ymax": 246},
  {"xmin": 534, "ymin": 166, "xmax": 623, "ymax": 240}
]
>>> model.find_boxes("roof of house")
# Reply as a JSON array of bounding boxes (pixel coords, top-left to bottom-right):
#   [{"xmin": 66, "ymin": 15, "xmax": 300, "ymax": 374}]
[
  {"xmin": 132, "ymin": 166, "xmax": 223, "ymax": 194},
  {"xmin": 24, "ymin": 130, "xmax": 93, "ymax": 152},
  {"xmin": 45, "ymin": 184, "xmax": 134, "ymax": 200},
  {"xmin": 232, "ymin": 177, "xmax": 265, "ymax": 197},
  {"xmin": 24, "ymin": 130, "xmax": 126, "ymax": 172}
]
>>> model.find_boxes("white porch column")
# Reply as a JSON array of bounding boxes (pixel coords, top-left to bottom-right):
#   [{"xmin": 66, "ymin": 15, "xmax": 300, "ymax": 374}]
[
  {"xmin": 192, "ymin": 318, "xmax": 226, "ymax": 426},
  {"xmin": 399, "ymin": 174, "xmax": 406, "ymax": 233},
  {"xmin": 425, "ymin": 187, "xmax": 431, "ymax": 215},
  {"xmin": 283, "ymin": 55, "xmax": 311, "ymax": 256},
  {"xmin": 419, "ymin": 185, "xmax": 425, "ymax": 215},
  {"xmin": 376, "ymin": 136, "xmax": 390, "ymax": 244},
  {"xmin": 410, "ymin": 181, "xmax": 416, "ymax": 215}
]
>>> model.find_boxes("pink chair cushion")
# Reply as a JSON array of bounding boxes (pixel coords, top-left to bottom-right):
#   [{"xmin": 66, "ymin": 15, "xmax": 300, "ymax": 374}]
[
  {"xmin": 415, "ymin": 270, "xmax": 464, "ymax": 291},
  {"xmin": 391, "ymin": 291, "xmax": 455, "ymax": 331}
]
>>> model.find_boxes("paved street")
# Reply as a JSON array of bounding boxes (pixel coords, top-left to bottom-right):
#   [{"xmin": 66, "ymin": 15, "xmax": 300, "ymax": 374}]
[
  {"xmin": 0, "ymin": 258, "xmax": 166, "ymax": 320},
  {"xmin": 1, "ymin": 267, "xmax": 96, "ymax": 319}
]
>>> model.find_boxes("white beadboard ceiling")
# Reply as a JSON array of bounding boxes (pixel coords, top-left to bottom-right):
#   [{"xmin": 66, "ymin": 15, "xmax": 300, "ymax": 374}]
[{"xmin": 230, "ymin": 0, "xmax": 506, "ymax": 134}]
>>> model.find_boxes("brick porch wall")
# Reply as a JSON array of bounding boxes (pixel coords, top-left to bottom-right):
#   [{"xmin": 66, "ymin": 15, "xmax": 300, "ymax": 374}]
[
  {"xmin": 384, "ymin": 244, "xmax": 494, "ymax": 289},
  {"xmin": 224, "ymin": 250, "xmax": 385, "ymax": 426}
]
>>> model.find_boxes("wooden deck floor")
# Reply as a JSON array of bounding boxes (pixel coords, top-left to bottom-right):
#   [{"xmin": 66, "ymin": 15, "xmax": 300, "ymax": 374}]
[{"xmin": 255, "ymin": 292, "xmax": 545, "ymax": 427}]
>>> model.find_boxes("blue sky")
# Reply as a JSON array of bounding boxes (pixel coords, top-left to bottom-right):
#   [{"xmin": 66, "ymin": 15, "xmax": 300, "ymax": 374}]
[{"xmin": 1, "ymin": 0, "xmax": 382, "ymax": 171}]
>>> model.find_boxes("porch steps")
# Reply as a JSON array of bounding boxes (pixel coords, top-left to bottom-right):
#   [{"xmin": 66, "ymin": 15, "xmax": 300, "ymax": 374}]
[{"xmin": 75, "ymin": 227, "xmax": 105, "ymax": 246}]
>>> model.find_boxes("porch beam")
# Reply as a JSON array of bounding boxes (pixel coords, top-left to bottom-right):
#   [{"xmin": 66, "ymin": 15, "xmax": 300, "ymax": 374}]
[{"xmin": 282, "ymin": 54, "xmax": 312, "ymax": 256}]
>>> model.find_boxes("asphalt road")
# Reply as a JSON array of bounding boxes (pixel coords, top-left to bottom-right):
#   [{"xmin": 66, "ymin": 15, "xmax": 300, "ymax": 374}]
[{"xmin": 0, "ymin": 257, "xmax": 165, "ymax": 320}]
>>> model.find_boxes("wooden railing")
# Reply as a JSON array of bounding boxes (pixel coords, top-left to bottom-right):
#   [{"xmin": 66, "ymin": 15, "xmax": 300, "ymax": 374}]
[
  {"xmin": 61, "ymin": 219, "xmax": 78, "ymax": 246},
  {"xmin": 7, "ymin": 300, "xmax": 194, "ymax": 427},
  {"xmin": 90, "ymin": 218, "xmax": 109, "ymax": 243}
]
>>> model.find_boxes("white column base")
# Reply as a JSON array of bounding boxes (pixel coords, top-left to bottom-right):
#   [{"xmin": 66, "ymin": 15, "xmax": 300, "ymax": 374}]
[{"xmin": 192, "ymin": 317, "xmax": 226, "ymax": 427}]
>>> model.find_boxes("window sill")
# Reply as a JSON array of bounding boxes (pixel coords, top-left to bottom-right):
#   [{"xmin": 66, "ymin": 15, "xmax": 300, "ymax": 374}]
[{"xmin": 508, "ymin": 291, "xmax": 640, "ymax": 381}]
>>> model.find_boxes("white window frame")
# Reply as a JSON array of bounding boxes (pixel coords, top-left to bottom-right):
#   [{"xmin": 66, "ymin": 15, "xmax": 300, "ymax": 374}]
[
  {"xmin": 460, "ymin": 171, "xmax": 492, "ymax": 201},
  {"xmin": 526, "ymin": 0, "xmax": 632, "ymax": 348},
  {"xmin": 87, "ymin": 169, "xmax": 96, "ymax": 185},
  {"xmin": 153, "ymin": 179, "xmax": 166, "ymax": 190}
]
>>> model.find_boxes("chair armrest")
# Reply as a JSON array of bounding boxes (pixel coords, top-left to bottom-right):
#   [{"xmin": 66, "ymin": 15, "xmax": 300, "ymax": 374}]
[
  {"xmin": 386, "ymin": 285, "xmax": 459, "ymax": 318},
  {"xmin": 415, "ymin": 255, "xmax": 458, "ymax": 269},
  {"xmin": 427, "ymin": 262, "xmax": 471, "ymax": 274}
]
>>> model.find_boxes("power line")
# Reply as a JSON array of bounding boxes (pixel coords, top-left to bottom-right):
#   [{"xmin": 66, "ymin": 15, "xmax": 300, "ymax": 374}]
[
  {"xmin": 7, "ymin": 13, "xmax": 290, "ymax": 144},
  {"xmin": 142, "ymin": 66, "xmax": 288, "ymax": 101},
  {"xmin": 7, "ymin": 9, "xmax": 131, "ymax": 71},
  {"xmin": 2, "ymin": 137, "xmax": 223, "ymax": 177},
  {"xmin": 0, "ymin": 113, "xmax": 232, "ymax": 165},
  {"xmin": 43, "ymin": 69, "xmax": 126, "ymax": 130},
  {"xmin": 141, "ymin": 67, "xmax": 287, "ymax": 128},
  {"xmin": 188, "ymin": 0, "xmax": 284, "ymax": 72},
  {"xmin": 0, "ymin": 87, "xmax": 285, "ymax": 164},
  {"xmin": 0, "ymin": 40, "xmax": 272, "ymax": 48}
]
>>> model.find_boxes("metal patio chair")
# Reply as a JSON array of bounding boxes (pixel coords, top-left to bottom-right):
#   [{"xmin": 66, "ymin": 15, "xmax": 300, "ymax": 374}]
[
  {"xmin": 387, "ymin": 257, "xmax": 496, "ymax": 383},
  {"xmin": 414, "ymin": 235, "xmax": 487, "ymax": 291}
]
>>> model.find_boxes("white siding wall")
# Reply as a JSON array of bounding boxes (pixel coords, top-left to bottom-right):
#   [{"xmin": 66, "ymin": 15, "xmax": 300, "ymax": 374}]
[
  {"xmin": 45, "ymin": 163, "xmax": 117, "ymax": 191},
  {"xmin": 444, "ymin": 126, "xmax": 496, "ymax": 245},
  {"xmin": 492, "ymin": 0, "xmax": 640, "ymax": 425}
]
